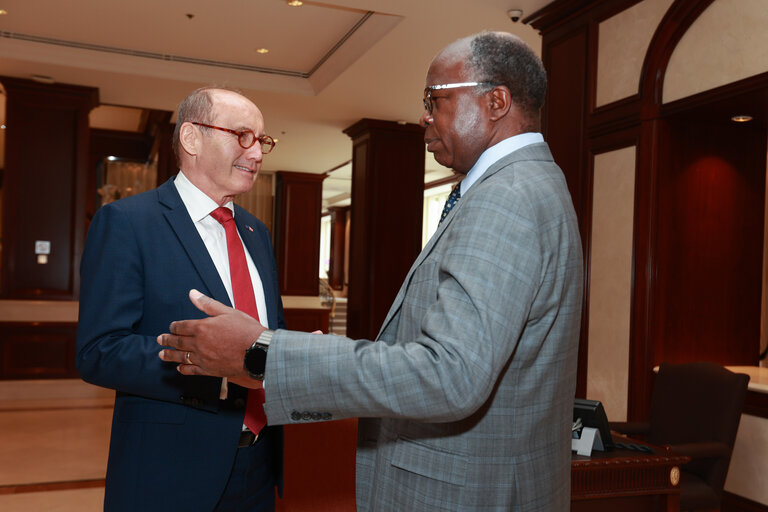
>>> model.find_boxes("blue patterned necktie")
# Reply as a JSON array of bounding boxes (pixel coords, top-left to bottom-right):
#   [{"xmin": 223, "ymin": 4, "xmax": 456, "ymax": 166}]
[{"xmin": 439, "ymin": 184, "xmax": 461, "ymax": 225}]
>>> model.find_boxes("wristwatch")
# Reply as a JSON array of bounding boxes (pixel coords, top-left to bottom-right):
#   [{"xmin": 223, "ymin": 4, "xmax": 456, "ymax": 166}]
[{"xmin": 244, "ymin": 329, "xmax": 274, "ymax": 381}]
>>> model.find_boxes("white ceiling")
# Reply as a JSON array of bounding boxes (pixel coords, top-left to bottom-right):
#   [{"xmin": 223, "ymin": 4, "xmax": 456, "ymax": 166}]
[{"xmin": 0, "ymin": 0, "xmax": 550, "ymax": 207}]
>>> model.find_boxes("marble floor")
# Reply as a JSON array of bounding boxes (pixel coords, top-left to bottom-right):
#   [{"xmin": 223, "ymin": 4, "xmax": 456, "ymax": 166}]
[{"xmin": 0, "ymin": 379, "xmax": 113, "ymax": 511}]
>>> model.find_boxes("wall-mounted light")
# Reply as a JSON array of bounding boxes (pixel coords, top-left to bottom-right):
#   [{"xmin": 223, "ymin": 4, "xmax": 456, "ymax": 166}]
[
  {"xmin": 0, "ymin": 9, "xmax": 8, "ymax": 15},
  {"xmin": 731, "ymin": 115, "xmax": 753, "ymax": 123},
  {"xmin": 256, "ymin": 48, "xmax": 269, "ymax": 54},
  {"xmin": 287, "ymin": 0, "xmax": 304, "ymax": 6}
]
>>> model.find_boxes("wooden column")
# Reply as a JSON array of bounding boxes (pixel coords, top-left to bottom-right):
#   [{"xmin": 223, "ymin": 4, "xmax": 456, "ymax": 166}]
[
  {"xmin": 343, "ymin": 119, "xmax": 425, "ymax": 341},
  {"xmin": 274, "ymin": 171, "xmax": 325, "ymax": 296},
  {"xmin": 0, "ymin": 77, "xmax": 98, "ymax": 300},
  {"xmin": 153, "ymin": 119, "xmax": 176, "ymax": 186},
  {"xmin": 327, "ymin": 206, "xmax": 349, "ymax": 291}
]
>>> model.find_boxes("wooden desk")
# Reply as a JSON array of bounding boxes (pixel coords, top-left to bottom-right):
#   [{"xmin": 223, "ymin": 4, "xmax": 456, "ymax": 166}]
[{"xmin": 571, "ymin": 443, "xmax": 689, "ymax": 512}]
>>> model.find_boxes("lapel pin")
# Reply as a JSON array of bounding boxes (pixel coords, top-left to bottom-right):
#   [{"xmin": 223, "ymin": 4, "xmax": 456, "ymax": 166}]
[{"xmin": 246, "ymin": 225, "xmax": 254, "ymax": 232}]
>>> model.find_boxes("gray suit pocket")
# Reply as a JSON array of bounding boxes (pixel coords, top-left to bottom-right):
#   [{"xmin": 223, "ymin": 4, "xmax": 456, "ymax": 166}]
[{"xmin": 391, "ymin": 437, "xmax": 467, "ymax": 486}]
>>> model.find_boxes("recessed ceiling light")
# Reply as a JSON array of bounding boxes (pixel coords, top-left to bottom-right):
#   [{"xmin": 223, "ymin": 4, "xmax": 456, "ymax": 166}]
[
  {"xmin": 30, "ymin": 74, "xmax": 55, "ymax": 84},
  {"xmin": 256, "ymin": 48, "xmax": 269, "ymax": 54},
  {"xmin": 731, "ymin": 115, "xmax": 753, "ymax": 123},
  {"xmin": 287, "ymin": 0, "xmax": 304, "ymax": 6}
]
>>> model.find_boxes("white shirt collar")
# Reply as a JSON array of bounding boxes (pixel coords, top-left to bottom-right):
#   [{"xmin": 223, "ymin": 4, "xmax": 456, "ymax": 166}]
[
  {"xmin": 174, "ymin": 171, "xmax": 234, "ymax": 221},
  {"xmin": 460, "ymin": 132, "xmax": 544, "ymax": 196}
]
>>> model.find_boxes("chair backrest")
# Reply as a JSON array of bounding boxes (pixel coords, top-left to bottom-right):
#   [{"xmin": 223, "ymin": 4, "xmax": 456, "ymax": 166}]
[
  {"xmin": 647, "ymin": 362, "xmax": 750, "ymax": 496},
  {"xmin": 648, "ymin": 362, "xmax": 749, "ymax": 446}
]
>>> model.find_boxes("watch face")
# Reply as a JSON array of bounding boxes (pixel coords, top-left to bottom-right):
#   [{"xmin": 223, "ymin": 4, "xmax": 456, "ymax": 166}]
[{"xmin": 245, "ymin": 344, "xmax": 267, "ymax": 378}]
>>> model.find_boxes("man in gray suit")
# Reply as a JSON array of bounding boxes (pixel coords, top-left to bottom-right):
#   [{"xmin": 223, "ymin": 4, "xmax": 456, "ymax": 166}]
[{"xmin": 159, "ymin": 31, "xmax": 583, "ymax": 511}]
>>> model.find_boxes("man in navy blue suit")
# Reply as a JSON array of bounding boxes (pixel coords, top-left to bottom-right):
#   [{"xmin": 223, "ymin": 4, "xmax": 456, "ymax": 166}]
[{"xmin": 77, "ymin": 86, "xmax": 284, "ymax": 511}]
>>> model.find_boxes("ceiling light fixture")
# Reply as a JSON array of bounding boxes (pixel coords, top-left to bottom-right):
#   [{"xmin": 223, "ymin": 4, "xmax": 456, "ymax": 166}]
[
  {"xmin": 287, "ymin": 0, "xmax": 304, "ymax": 6},
  {"xmin": 731, "ymin": 115, "xmax": 753, "ymax": 123},
  {"xmin": 30, "ymin": 74, "xmax": 56, "ymax": 84},
  {"xmin": 256, "ymin": 48, "xmax": 269, "ymax": 54},
  {"xmin": 0, "ymin": 9, "xmax": 8, "ymax": 15}
]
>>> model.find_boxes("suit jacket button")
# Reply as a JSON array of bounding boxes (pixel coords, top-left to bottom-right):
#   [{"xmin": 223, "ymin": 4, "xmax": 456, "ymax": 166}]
[
  {"xmin": 234, "ymin": 398, "xmax": 245, "ymax": 409},
  {"xmin": 322, "ymin": 413, "xmax": 332, "ymax": 420},
  {"xmin": 180, "ymin": 395, "xmax": 188, "ymax": 404},
  {"xmin": 291, "ymin": 411, "xmax": 302, "ymax": 421},
  {"xmin": 301, "ymin": 412, "xmax": 312, "ymax": 421}
]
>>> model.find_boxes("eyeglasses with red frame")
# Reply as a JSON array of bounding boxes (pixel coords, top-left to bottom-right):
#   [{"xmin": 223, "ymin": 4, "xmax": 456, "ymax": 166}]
[{"xmin": 191, "ymin": 122, "xmax": 276, "ymax": 154}]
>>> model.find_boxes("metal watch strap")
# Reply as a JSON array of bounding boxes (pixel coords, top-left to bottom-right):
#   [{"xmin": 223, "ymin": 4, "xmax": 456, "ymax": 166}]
[{"xmin": 256, "ymin": 329, "xmax": 274, "ymax": 346}]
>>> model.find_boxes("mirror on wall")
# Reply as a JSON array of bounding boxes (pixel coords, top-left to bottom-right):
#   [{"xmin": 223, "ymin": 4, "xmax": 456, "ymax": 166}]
[{"xmin": 96, "ymin": 156, "xmax": 157, "ymax": 209}]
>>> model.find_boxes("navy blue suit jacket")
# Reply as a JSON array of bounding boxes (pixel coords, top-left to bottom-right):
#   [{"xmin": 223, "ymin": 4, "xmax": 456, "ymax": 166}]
[{"xmin": 76, "ymin": 177, "xmax": 285, "ymax": 511}]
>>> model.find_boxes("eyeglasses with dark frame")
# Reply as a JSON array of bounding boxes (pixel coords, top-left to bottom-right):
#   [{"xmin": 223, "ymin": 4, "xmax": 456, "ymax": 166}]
[
  {"xmin": 422, "ymin": 82, "xmax": 496, "ymax": 115},
  {"xmin": 191, "ymin": 122, "xmax": 276, "ymax": 154}
]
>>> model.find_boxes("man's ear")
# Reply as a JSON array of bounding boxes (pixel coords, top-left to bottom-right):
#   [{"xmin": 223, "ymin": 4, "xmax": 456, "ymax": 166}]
[
  {"xmin": 488, "ymin": 85, "xmax": 512, "ymax": 122},
  {"xmin": 179, "ymin": 122, "xmax": 199, "ymax": 157}
]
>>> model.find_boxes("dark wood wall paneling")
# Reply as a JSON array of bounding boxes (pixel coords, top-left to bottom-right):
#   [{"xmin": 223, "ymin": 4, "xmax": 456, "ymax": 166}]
[
  {"xmin": 654, "ymin": 116, "xmax": 765, "ymax": 365},
  {"xmin": 0, "ymin": 77, "xmax": 98, "ymax": 300},
  {"xmin": 274, "ymin": 171, "xmax": 325, "ymax": 296},
  {"xmin": 0, "ymin": 322, "xmax": 79, "ymax": 379},
  {"xmin": 542, "ymin": 27, "xmax": 591, "ymax": 398},
  {"xmin": 343, "ymin": 119, "xmax": 425, "ymax": 341},
  {"xmin": 529, "ymin": 0, "xmax": 768, "ymax": 421},
  {"xmin": 283, "ymin": 308, "xmax": 330, "ymax": 334}
]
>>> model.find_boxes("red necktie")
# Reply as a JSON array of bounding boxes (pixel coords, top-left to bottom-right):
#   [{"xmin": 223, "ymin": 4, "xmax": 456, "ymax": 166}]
[{"xmin": 210, "ymin": 206, "xmax": 267, "ymax": 435}]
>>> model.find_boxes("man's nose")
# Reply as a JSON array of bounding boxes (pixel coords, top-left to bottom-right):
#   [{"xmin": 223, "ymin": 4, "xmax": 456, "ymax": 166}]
[
  {"xmin": 419, "ymin": 111, "xmax": 433, "ymax": 128},
  {"xmin": 244, "ymin": 143, "xmax": 263, "ymax": 160}
]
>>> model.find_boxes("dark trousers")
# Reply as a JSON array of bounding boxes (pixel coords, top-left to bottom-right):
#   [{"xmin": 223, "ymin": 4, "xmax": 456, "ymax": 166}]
[{"xmin": 214, "ymin": 428, "xmax": 277, "ymax": 512}]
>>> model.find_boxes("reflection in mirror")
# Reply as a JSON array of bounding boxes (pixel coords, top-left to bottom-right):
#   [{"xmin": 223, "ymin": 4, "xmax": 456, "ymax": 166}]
[{"xmin": 96, "ymin": 156, "xmax": 157, "ymax": 208}]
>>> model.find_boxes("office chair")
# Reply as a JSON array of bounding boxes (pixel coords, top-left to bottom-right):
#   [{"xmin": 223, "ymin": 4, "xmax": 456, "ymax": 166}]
[{"xmin": 610, "ymin": 362, "xmax": 750, "ymax": 511}]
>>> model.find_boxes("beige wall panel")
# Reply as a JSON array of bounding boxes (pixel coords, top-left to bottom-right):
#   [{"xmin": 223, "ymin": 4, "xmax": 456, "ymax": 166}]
[
  {"xmin": 235, "ymin": 171, "xmax": 274, "ymax": 234},
  {"xmin": 596, "ymin": 0, "xmax": 673, "ymax": 107},
  {"xmin": 665, "ymin": 0, "xmax": 768, "ymax": 103},
  {"xmin": 587, "ymin": 146, "xmax": 636, "ymax": 421},
  {"xmin": 725, "ymin": 414, "xmax": 768, "ymax": 505}
]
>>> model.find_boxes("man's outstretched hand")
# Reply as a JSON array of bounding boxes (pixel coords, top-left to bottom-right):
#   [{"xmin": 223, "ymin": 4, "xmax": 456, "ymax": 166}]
[{"xmin": 157, "ymin": 289, "xmax": 266, "ymax": 381}]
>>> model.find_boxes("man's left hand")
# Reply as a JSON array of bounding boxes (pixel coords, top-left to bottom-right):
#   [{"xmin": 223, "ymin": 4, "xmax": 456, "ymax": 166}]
[{"xmin": 158, "ymin": 289, "xmax": 266, "ymax": 379}]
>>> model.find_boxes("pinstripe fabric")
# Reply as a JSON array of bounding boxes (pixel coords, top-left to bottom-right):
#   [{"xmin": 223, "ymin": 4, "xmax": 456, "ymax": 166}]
[{"xmin": 263, "ymin": 143, "xmax": 583, "ymax": 511}]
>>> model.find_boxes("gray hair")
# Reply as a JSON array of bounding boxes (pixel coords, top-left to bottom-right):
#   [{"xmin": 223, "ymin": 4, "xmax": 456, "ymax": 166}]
[
  {"xmin": 171, "ymin": 85, "xmax": 243, "ymax": 166},
  {"xmin": 467, "ymin": 32, "xmax": 547, "ymax": 119}
]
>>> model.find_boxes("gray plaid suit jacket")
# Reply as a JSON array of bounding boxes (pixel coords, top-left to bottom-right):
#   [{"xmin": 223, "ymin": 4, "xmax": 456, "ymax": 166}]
[{"xmin": 264, "ymin": 142, "xmax": 583, "ymax": 511}]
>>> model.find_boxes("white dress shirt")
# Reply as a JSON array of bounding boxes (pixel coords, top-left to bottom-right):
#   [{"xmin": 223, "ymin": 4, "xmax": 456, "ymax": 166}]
[
  {"xmin": 460, "ymin": 132, "xmax": 544, "ymax": 196},
  {"xmin": 174, "ymin": 171, "xmax": 268, "ymax": 322},
  {"xmin": 174, "ymin": 171, "xmax": 268, "ymax": 403}
]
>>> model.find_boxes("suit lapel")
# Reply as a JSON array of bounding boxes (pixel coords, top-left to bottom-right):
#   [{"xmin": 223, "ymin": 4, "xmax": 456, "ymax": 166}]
[
  {"xmin": 234, "ymin": 207, "xmax": 277, "ymax": 329},
  {"xmin": 157, "ymin": 178, "xmax": 232, "ymax": 307},
  {"xmin": 376, "ymin": 143, "xmax": 554, "ymax": 339}
]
